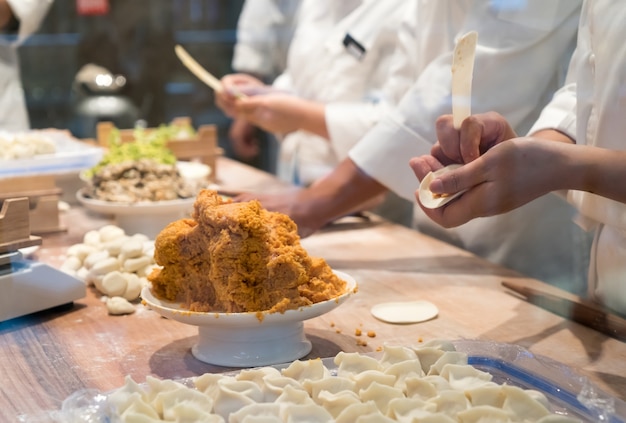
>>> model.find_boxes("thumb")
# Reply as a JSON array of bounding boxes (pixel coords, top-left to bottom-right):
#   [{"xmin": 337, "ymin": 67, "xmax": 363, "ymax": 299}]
[
  {"xmin": 235, "ymin": 97, "xmax": 261, "ymax": 114},
  {"xmin": 428, "ymin": 162, "xmax": 482, "ymax": 195}
]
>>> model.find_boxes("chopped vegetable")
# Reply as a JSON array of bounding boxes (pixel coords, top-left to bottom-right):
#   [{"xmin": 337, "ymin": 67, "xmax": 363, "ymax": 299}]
[{"xmin": 87, "ymin": 123, "xmax": 192, "ymax": 177}]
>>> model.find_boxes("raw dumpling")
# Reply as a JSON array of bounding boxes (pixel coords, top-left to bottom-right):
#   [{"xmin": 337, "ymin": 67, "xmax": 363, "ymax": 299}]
[
  {"xmin": 334, "ymin": 352, "xmax": 382, "ymax": 377},
  {"xmin": 281, "ymin": 358, "xmax": 330, "ymax": 384}
]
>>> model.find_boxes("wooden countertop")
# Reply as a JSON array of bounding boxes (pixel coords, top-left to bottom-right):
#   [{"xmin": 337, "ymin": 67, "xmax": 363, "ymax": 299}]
[{"xmin": 1, "ymin": 157, "xmax": 625, "ymax": 421}]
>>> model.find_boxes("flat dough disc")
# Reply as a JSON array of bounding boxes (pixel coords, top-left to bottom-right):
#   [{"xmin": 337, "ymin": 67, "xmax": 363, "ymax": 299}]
[{"xmin": 371, "ymin": 300, "xmax": 439, "ymax": 324}]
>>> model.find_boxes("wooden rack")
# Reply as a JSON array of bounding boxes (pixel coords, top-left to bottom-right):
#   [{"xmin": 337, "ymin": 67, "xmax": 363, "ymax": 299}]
[
  {"xmin": 96, "ymin": 117, "xmax": 222, "ymax": 182},
  {"xmin": 0, "ymin": 197, "xmax": 42, "ymax": 254},
  {"xmin": 0, "ymin": 176, "xmax": 65, "ymax": 235}
]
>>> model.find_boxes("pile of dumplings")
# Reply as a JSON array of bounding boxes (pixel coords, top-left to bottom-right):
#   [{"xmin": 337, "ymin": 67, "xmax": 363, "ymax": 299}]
[
  {"xmin": 60, "ymin": 224, "xmax": 158, "ymax": 315},
  {"xmin": 106, "ymin": 340, "xmax": 582, "ymax": 422}
]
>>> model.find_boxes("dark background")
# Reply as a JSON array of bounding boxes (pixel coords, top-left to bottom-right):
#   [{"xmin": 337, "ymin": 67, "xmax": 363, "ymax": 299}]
[{"xmin": 20, "ymin": 0, "xmax": 245, "ymax": 157}]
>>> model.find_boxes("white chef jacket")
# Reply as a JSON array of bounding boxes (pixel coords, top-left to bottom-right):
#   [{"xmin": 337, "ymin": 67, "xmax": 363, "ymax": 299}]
[
  {"xmin": 349, "ymin": 0, "xmax": 592, "ymax": 291},
  {"xmin": 272, "ymin": 0, "xmax": 415, "ymax": 186},
  {"xmin": 528, "ymin": 0, "xmax": 626, "ymax": 314},
  {"xmin": 232, "ymin": 0, "xmax": 302, "ymax": 82},
  {"xmin": 0, "ymin": 0, "xmax": 52, "ymax": 131}
]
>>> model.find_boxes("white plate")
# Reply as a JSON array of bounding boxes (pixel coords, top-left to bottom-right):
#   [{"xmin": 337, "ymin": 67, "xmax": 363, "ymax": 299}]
[
  {"xmin": 76, "ymin": 161, "xmax": 210, "ymax": 239},
  {"xmin": 76, "ymin": 189, "xmax": 195, "ymax": 239},
  {"xmin": 0, "ymin": 130, "xmax": 104, "ymax": 178},
  {"xmin": 175, "ymin": 161, "xmax": 211, "ymax": 189},
  {"xmin": 141, "ymin": 270, "xmax": 357, "ymax": 367},
  {"xmin": 76, "ymin": 189, "xmax": 195, "ymax": 216}
]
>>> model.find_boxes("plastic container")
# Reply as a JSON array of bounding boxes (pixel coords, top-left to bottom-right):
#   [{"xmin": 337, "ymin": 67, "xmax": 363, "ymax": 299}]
[{"xmin": 39, "ymin": 340, "xmax": 626, "ymax": 422}]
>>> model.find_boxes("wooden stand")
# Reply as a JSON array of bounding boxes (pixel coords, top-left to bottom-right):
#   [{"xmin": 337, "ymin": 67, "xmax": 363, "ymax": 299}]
[
  {"xmin": 96, "ymin": 117, "xmax": 222, "ymax": 182},
  {"xmin": 0, "ymin": 197, "xmax": 42, "ymax": 254},
  {"xmin": 0, "ymin": 176, "xmax": 65, "ymax": 235}
]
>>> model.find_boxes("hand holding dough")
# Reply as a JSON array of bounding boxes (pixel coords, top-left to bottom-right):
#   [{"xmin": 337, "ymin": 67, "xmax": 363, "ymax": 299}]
[{"xmin": 418, "ymin": 164, "xmax": 467, "ymax": 209}]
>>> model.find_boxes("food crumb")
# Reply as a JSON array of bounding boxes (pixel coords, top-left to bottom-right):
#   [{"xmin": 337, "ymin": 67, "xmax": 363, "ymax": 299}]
[
  {"xmin": 375, "ymin": 346, "xmax": 383, "ymax": 352},
  {"xmin": 355, "ymin": 328, "xmax": 362, "ymax": 336},
  {"xmin": 367, "ymin": 330, "xmax": 376, "ymax": 338},
  {"xmin": 330, "ymin": 322, "xmax": 335, "ymax": 327},
  {"xmin": 356, "ymin": 339, "xmax": 368, "ymax": 347},
  {"xmin": 418, "ymin": 337, "xmax": 423, "ymax": 343},
  {"xmin": 335, "ymin": 329, "xmax": 342, "ymax": 334}
]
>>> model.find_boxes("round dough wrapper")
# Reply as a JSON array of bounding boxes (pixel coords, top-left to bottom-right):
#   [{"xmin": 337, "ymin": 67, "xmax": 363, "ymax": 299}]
[
  {"xmin": 418, "ymin": 164, "xmax": 466, "ymax": 209},
  {"xmin": 371, "ymin": 300, "xmax": 439, "ymax": 324}
]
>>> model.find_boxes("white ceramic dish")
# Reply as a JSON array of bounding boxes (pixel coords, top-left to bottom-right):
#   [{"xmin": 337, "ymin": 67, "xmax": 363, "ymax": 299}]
[
  {"xmin": 76, "ymin": 162, "xmax": 210, "ymax": 238},
  {"xmin": 76, "ymin": 189, "xmax": 195, "ymax": 239},
  {"xmin": 0, "ymin": 130, "xmax": 104, "ymax": 178},
  {"xmin": 141, "ymin": 270, "xmax": 357, "ymax": 367},
  {"xmin": 175, "ymin": 161, "xmax": 211, "ymax": 191}
]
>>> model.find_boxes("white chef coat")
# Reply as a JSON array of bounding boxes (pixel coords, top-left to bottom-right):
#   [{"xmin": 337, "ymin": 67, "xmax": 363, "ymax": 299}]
[
  {"xmin": 272, "ymin": 0, "xmax": 415, "ymax": 186},
  {"xmin": 349, "ymin": 0, "xmax": 592, "ymax": 291},
  {"xmin": 528, "ymin": 0, "xmax": 626, "ymax": 314},
  {"xmin": 232, "ymin": 0, "xmax": 302, "ymax": 82},
  {"xmin": 0, "ymin": 0, "xmax": 52, "ymax": 131}
]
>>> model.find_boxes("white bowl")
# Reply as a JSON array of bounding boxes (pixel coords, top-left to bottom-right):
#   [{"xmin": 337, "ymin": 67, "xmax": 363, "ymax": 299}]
[
  {"xmin": 76, "ymin": 189, "xmax": 194, "ymax": 239},
  {"xmin": 141, "ymin": 270, "xmax": 357, "ymax": 367},
  {"xmin": 76, "ymin": 161, "xmax": 209, "ymax": 238},
  {"xmin": 176, "ymin": 161, "xmax": 211, "ymax": 191}
]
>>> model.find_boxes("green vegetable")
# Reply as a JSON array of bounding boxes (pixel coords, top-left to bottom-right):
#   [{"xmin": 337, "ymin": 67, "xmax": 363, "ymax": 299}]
[{"xmin": 87, "ymin": 123, "xmax": 190, "ymax": 177}]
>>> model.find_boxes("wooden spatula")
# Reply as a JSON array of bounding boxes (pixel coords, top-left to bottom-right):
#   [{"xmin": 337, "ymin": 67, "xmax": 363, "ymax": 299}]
[{"xmin": 451, "ymin": 31, "xmax": 478, "ymax": 129}]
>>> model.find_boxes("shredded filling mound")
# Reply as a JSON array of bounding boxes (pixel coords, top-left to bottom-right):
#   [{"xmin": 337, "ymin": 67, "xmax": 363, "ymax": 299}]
[{"xmin": 148, "ymin": 189, "xmax": 346, "ymax": 313}]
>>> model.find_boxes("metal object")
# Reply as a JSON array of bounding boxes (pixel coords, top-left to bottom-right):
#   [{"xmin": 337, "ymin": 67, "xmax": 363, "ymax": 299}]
[
  {"xmin": 502, "ymin": 280, "xmax": 626, "ymax": 342},
  {"xmin": 0, "ymin": 198, "xmax": 85, "ymax": 322}
]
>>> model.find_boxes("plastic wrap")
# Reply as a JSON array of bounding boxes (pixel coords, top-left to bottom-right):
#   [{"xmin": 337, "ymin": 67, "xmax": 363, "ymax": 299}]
[{"xmin": 26, "ymin": 340, "xmax": 626, "ymax": 423}]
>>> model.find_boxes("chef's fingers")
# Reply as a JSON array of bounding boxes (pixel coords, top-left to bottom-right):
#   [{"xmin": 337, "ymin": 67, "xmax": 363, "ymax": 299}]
[
  {"xmin": 234, "ymin": 97, "xmax": 263, "ymax": 114},
  {"xmin": 435, "ymin": 115, "xmax": 463, "ymax": 163},
  {"xmin": 409, "ymin": 155, "xmax": 443, "ymax": 182},
  {"xmin": 458, "ymin": 116, "xmax": 484, "ymax": 163},
  {"xmin": 221, "ymin": 73, "xmax": 263, "ymax": 89},
  {"xmin": 427, "ymin": 158, "xmax": 484, "ymax": 196},
  {"xmin": 233, "ymin": 191, "xmax": 261, "ymax": 203},
  {"xmin": 430, "ymin": 142, "xmax": 465, "ymax": 166},
  {"xmin": 462, "ymin": 112, "xmax": 518, "ymax": 158},
  {"xmin": 416, "ymin": 192, "xmax": 478, "ymax": 228}
]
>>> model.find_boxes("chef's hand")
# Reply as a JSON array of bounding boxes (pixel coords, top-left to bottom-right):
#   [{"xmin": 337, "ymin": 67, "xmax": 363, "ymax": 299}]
[
  {"xmin": 235, "ymin": 94, "xmax": 326, "ymax": 137},
  {"xmin": 215, "ymin": 74, "xmax": 265, "ymax": 117},
  {"xmin": 410, "ymin": 138, "xmax": 564, "ymax": 228},
  {"xmin": 432, "ymin": 112, "xmax": 517, "ymax": 165},
  {"xmin": 234, "ymin": 189, "xmax": 329, "ymax": 238},
  {"xmin": 228, "ymin": 117, "xmax": 259, "ymax": 161}
]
